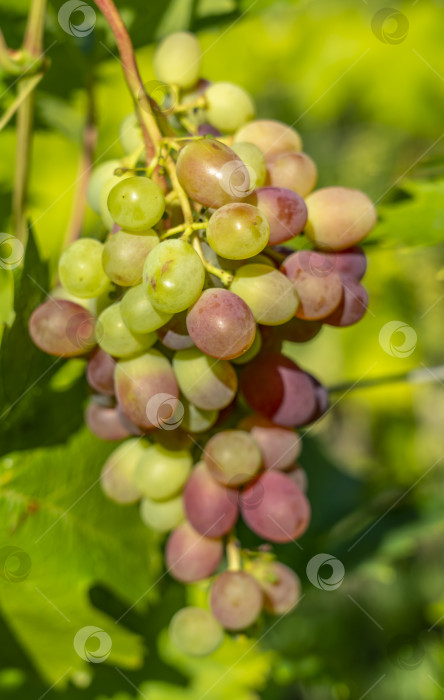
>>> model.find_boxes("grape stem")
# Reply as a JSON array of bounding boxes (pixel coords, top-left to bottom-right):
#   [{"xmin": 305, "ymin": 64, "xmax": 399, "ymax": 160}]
[
  {"xmin": 160, "ymin": 221, "xmax": 208, "ymax": 241},
  {"xmin": 172, "ymin": 96, "xmax": 207, "ymax": 114},
  {"xmin": 227, "ymin": 539, "xmax": 242, "ymax": 571},
  {"xmin": 192, "ymin": 235, "xmax": 234, "ymax": 285}
]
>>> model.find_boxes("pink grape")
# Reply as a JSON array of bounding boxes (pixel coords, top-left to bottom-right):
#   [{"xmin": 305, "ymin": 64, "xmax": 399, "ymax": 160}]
[
  {"xmin": 323, "ymin": 246, "xmax": 367, "ymax": 281},
  {"xmin": 157, "ymin": 312, "xmax": 194, "ymax": 350},
  {"xmin": 183, "ymin": 462, "xmax": 239, "ymax": 537},
  {"xmin": 210, "ymin": 570, "xmax": 263, "ymax": 630},
  {"xmin": 240, "ymin": 471, "xmax": 311, "ymax": 542},
  {"xmin": 324, "ymin": 279, "xmax": 368, "ymax": 327},
  {"xmin": 266, "ymin": 151, "xmax": 317, "ymax": 197},
  {"xmin": 85, "ymin": 399, "xmax": 131, "ymax": 441},
  {"xmin": 253, "ymin": 561, "xmax": 302, "ymax": 615},
  {"xmin": 86, "ymin": 348, "xmax": 116, "ymax": 396},
  {"xmin": 281, "ymin": 250, "xmax": 343, "ymax": 320},
  {"xmin": 238, "ymin": 415, "xmax": 301, "ymax": 470},
  {"xmin": 165, "ymin": 521, "xmax": 223, "ymax": 583},
  {"xmin": 234, "ymin": 119, "xmax": 302, "ymax": 157},
  {"xmin": 29, "ymin": 299, "xmax": 96, "ymax": 357},
  {"xmin": 246, "ymin": 187, "xmax": 307, "ymax": 244},
  {"xmin": 186, "ymin": 288, "xmax": 256, "ymax": 360}
]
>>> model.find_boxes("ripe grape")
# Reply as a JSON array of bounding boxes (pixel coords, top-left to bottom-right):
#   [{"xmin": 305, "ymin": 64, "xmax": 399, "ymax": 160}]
[
  {"xmin": 324, "ymin": 246, "xmax": 367, "ymax": 281},
  {"xmin": 305, "ymin": 187, "xmax": 377, "ymax": 250},
  {"xmin": 107, "ymin": 176, "xmax": 165, "ymax": 231},
  {"xmin": 186, "ymin": 289, "xmax": 256, "ymax": 360},
  {"xmin": 156, "ymin": 311, "xmax": 194, "ymax": 350},
  {"xmin": 210, "ymin": 571, "xmax": 263, "ymax": 630},
  {"xmin": 266, "ymin": 152, "xmax": 317, "ymax": 197},
  {"xmin": 140, "ymin": 494, "xmax": 184, "ymax": 533},
  {"xmin": 324, "ymin": 279, "xmax": 368, "ymax": 327},
  {"xmin": 102, "ymin": 229, "xmax": 159, "ymax": 287},
  {"xmin": 181, "ymin": 399, "xmax": 218, "ymax": 434},
  {"xmin": 252, "ymin": 561, "xmax": 301, "ymax": 615},
  {"xmin": 240, "ymin": 352, "xmax": 318, "ymax": 427},
  {"xmin": 153, "ymin": 31, "xmax": 201, "ymax": 89},
  {"xmin": 206, "ymin": 203, "xmax": 270, "ymax": 260},
  {"xmin": 29, "ymin": 299, "xmax": 96, "ymax": 357},
  {"xmin": 134, "ymin": 444, "xmax": 192, "ymax": 501},
  {"xmin": 232, "ymin": 329, "xmax": 262, "ymax": 365},
  {"xmin": 85, "ymin": 399, "xmax": 131, "ymax": 441},
  {"xmin": 246, "ymin": 187, "xmax": 307, "ymax": 244},
  {"xmin": 204, "ymin": 430, "xmax": 262, "ymax": 486},
  {"xmin": 176, "ymin": 139, "xmax": 250, "ymax": 209},
  {"xmin": 231, "ymin": 142, "xmax": 267, "ymax": 188},
  {"xmin": 86, "ymin": 348, "xmax": 116, "ymax": 395},
  {"xmin": 183, "ymin": 462, "xmax": 239, "ymax": 537},
  {"xmin": 169, "ymin": 607, "xmax": 223, "ymax": 657},
  {"xmin": 238, "ymin": 415, "xmax": 302, "ymax": 471},
  {"xmin": 119, "ymin": 113, "xmax": 144, "ymax": 155},
  {"xmin": 230, "ymin": 264, "xmax": 299, "ymax": 326},
  {"xmin": 234, "ymin": 119, "xmax": 302, "ymax": 157},
  {"xmin": 59, "ymin": 239, "xmax": 109, "ymax": 299},
  {"xmin": 87, "ymin": 159, "xmax": 120, "ymax": 214},
  {"xmin": 114, "ymin": 349, "xmax": 179, "ymax": 430},
  {"xmin": 173, "ymin": 347, "xmax": 237, "ymax": 410},
  {"xmin": 144, "ymin": 239, "xmax": 205, "ymax": 314},
  {"xmin": 97, "ymin": 303, "xmax": 156, "ymax": 358},
  {"xmin": 120, "ymin": 284, "xmax": 172, "ymax": 334},
  {"xmin": 165, "ymin": 521, "xmax": 223, "ymax": 583},
  {"xmin": 281, "ymin": 250, "xmax": 343, "ymax": 320},
  {"xmin": 240, "ymin": 471, "xmax": 311, "ymax": 542},
  {"xmin": 100, "ymin": 438, "xmax": 146, "ymax": 504},
  {"xmin": 205, "ymin": 82, "xmax": 255, "ymax": 133},
  {"xmin": 264, "ymin": 317, "xmax": 322, "ymax": 345}
]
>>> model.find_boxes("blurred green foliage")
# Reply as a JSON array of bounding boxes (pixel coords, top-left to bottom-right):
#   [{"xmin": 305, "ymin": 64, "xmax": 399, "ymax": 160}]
[{"xmin": 1, "ymin": 0, "xmax": 444, "ymax": 699}]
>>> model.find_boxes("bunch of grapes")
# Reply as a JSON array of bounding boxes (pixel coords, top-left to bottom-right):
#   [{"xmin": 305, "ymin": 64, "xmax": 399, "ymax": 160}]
[{"xmin": 28, "ymin": 31, "xmax": 377, "ymax": 656}]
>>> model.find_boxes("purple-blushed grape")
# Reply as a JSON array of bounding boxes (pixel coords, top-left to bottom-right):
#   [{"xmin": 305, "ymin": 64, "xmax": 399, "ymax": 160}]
[
  {"xmin": 204, "ymin": 430, "xmax": 263, "ymax": 486},
  {"xmin": 266, "ymin": 151, "xmax": 317, "ymax": 197},
  {"xmin": 157, "ymin": 311, "xmax": 194, "ymax": 350},
  {"xmin": 234, "ymin": 119, "xmax": 302, "ymax": 157},
  {"xmin": 323, "ymin": 246, "xmax": 367, "ymax": 281},
  {"xmin": 183, "ymin": 462, "xmax": 239, "ymax": 537},
  {"xmin": 85, "ymin": 399, "xmax": 131, "ymax": 441},
  {"xmin": 281, "ymin": 250, "xmax": 343, "ymax": 320},
  {"xmin": 262, "ymin": 317, "xmax": 323, "ymax": 346},
  {"xmin": 240, "ymin": 471, "xmax": 311, "ymax": 542},
  {"xmin": 86, "ymin": 348, "xmax": 116, "ymax": 396},
  {"xmin": 165, "ymin": 521, "xmax": 223, "ymax": 583},
  {"xmin": 246, "ymin": 187, "xmax": 307, "ymax": 244},
  {"xmin": 102, "ymin": 229, "xmax": 159, "ymax": 287},
  {"xmin": 238, "ymin": 415, "xmax": 302, "ymax": 471},
  {"xmin": 324, "ymin": 279, "xmax": 368, "ymax": 327},
  {"xmin": 186, "ymin": 289, "xmax": 256, "ymax": 360},
  {"xmin": 29, "ymin": 299, "xmax": 96, "ymax": 357},
  {"xmin": 210, "ymin": 571, "xmax": 263, "ymax": 631},
  {"xmin": 252, "ymin": 561, "xmax": 302, "ymax": 615}
]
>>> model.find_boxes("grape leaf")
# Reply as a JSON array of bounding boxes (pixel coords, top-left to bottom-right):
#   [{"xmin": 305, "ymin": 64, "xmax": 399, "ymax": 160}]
[
  {"xmin": 371, "ymin": 178, "xmax": 444, "ymax": 248},
  {"xmin": 0, "ymin": 428, "xmax": 162, "ymax": 687}
]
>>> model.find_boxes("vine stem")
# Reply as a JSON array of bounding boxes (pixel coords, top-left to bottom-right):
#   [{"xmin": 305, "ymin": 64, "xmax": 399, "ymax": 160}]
[
  {"xmin": 93, "ymin": 0, "xmax": 193, "ymax": 224},
  {"xmin": 226, "ymin": 539, "xmax": 242, "ymax": 571},
  {"xmin": 192, "ymin": 235, "xmax": 233, "ymax": 285},
  {"xmin": 328, "ymin": 365, "xmax": 444, "ymax": 395},
  {"xmin": 160, "ymin": 221, "xmax": 207, "ymax": 241}
]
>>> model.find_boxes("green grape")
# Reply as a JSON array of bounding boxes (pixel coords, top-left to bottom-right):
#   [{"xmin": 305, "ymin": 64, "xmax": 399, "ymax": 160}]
[
  {"xmin": 119, "ymin": 113, "xmax": 144, "ymax": 155},
  {"xmin": 120, "ymin": 283, "xmax": 172, "ymax": 334},
  {"xmin": 100, "ymin": 438, "xmax": 147, "ymax": 504},
  {"xmin": 169, "ymin": 607, "xmax": 224, "ymax": 657},
  {"xmin": 102, "ymin": 229, "xmax": 159, "ymax": 287},
  {"xmin": 173, "ymin": 347, "xmax": 237, "ymax": 410},
  {"xmin": 97, "ymin": 302, "xmax": 156, "ymax": 358},
  {"xmin": 58, "ymin": 238, "xmax": 110, "ymax": 299},
  {"xmin": 232, "ymin": 329, "xmax": 262, "ymax": 365},
  {"xmin": 205, "ymin": 82, "xmax": 255, "ymax": 133},
  {"xmin": 153, "ymin": 31, "xmax": 201, "ymax": 89},
  {"xmin": 140, "ymin": 494, "xmax": 184, "ymax": 533},
  {"xmin": 134, "ymin": 444, "xmax": 192, "ymax": 501},
  {"xmin": 107, "ymin": 176, "xmax": 165, "ymax": 232},
  {"xmin": 87, "ymin": 159, "xmax": 120, "ymax": 214},
  {"xmin": 99, "ymin": 171, "xmax": 132, "ymax": 230},
  {"xmin": 206, "ymin": 203, "xmax": 270, "ymax": 260},
  {"xmin": 143, "ymin": 239, "xmax": 205, "ymax": 314},
  {"xmin": 234, "ymin": 119, "xmax": 302, "ymax": 157},
  {"xmin": 231, "ymin": 142, "xmax": 267, "ymax": 188},
  {"xmin": 181, "ymin": 398, "xmax": 219, "ymax": 433},
  {"xmin": 230, "ymin": 264, "xmax": 299, "ymax": 325}
]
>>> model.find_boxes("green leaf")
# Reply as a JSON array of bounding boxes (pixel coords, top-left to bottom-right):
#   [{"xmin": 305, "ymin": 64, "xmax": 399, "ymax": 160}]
[
  {"xmin": 371, "ymin": 179, "xmax": 444, "ymax": 248},
  {"xmin": 0, "ymin": 428, "xmax": 162, "ymax": 687}
]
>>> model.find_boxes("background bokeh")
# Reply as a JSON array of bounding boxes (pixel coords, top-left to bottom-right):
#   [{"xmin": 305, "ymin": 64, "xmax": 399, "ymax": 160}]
[{"xmin": 1, "ymin": 0, "xmax": 444, "ymax": 698}]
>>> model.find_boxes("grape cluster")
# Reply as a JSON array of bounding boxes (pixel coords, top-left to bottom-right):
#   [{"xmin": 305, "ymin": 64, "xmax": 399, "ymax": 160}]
[{"xmin": 28, "ymin": 31, "xmax": 377, "ymax": 656}]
